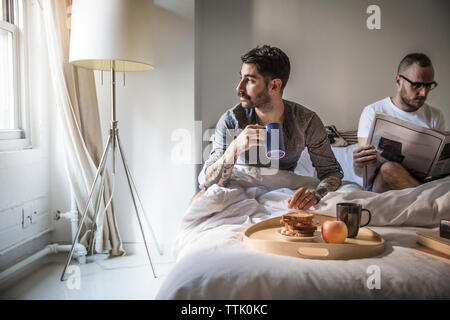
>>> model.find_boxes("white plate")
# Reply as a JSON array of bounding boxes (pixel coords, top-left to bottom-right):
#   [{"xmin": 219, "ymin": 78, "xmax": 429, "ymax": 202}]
[{"xmin": 276, "ymin": 228, "xmax": 321, "ymax": 242}]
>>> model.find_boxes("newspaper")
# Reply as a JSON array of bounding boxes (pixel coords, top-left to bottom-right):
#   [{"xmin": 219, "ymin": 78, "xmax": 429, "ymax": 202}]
[{"xmin": 363, "ymin": 112, "xmax": 450, "ymax": 188}]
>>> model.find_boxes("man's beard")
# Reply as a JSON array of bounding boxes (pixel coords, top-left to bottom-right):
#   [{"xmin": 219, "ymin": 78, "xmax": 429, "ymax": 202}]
[
  {"xmin": 240, "ymin": 88, "xmax": 272, "ymax": 110},
  {"xmin": 400, "ymin": 87, "xmax": 425, "ymax": 111}
]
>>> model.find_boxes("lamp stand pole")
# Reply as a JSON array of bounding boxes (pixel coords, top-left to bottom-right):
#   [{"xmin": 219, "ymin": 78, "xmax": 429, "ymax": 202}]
[{"xmin": 60, "ymin": 66, "xmax": 163, "ymax": 281}]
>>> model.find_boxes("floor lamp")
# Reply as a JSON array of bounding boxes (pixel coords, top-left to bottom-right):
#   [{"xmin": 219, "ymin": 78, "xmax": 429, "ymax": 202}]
[{"xmin": 60, "ymin": 0, "xmax": 162, "ymax": 281}]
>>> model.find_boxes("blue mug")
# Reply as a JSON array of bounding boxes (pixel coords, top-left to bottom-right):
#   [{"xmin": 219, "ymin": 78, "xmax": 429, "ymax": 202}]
[{"xmin": 265, "ymin": 123, "xmax": 285, "ymax": 159}]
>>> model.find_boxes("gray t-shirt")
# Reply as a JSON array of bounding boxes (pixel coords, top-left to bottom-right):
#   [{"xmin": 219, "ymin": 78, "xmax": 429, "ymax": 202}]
[{"xmin": 199, "ymin": 99, "xmax": 343, "ymax": 188}]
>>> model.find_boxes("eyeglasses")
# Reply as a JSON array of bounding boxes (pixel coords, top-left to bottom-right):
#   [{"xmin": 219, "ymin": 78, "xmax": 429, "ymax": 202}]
[{"xmin": 399, "ymin": 75, "xmax": 438, "ymax": 91}]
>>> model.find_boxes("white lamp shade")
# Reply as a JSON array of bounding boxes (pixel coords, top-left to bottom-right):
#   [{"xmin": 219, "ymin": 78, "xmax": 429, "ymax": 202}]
[{"xmin": 69, "ymin": 0, "xmax": 154, "ymax": 72}]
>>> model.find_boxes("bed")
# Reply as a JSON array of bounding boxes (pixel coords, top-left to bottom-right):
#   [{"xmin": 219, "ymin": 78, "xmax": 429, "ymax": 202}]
[{"xmin": 156, "ymin": 144, "xmax": 450, "ymax": 299}]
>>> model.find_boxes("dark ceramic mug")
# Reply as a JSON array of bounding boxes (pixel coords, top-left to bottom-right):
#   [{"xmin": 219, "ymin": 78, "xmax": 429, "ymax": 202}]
[{"xmin": 336, "ymin": 203, "xmax": 372, "ymax": 238}]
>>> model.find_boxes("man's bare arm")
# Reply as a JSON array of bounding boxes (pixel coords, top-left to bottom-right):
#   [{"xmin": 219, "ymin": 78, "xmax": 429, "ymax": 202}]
[
  {"xmin": 288, "ymin": 175, "xmax": 342, "ymax": 209},
  {"xmin": 203, "ymin": 124, "xmax": 265, "ymax": 188},
  {"xmin": 204, "ymin": 149, "xmax": 237, "ymax": 188}
]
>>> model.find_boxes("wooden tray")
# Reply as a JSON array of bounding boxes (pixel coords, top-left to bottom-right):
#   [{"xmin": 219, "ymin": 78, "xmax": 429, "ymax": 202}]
[{"xmin": 242, "ymin": 214, "xmax": 385, "ymax": 260}]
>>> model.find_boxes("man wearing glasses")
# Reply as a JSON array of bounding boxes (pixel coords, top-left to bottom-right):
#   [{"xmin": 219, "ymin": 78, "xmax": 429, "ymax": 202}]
[{"xmin": 353, "ymin": 53, "xmax": 446, "ymax": 193}]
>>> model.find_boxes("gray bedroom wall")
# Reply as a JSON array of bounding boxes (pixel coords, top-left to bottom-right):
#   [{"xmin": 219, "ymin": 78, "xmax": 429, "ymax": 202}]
[{"xmin": 195, "ymin": 0, "xmax": 449, "ymax": 154}]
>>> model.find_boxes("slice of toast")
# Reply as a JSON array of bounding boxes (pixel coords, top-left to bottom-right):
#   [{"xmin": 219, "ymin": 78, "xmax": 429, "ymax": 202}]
[
  {"xmin": 280, "ymin": 212, "xmax": 314, "ymax": 224},
  {"xmin": 281, "ymin": 227, "xmax": 315, "ymax": 237},
  {"xmin": 284, "ymin": 223, "xmax": 317, "ymax": 233}
]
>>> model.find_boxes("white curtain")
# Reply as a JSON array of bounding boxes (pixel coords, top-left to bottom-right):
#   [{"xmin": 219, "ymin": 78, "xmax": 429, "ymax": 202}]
[{"xmin": 40, "ymin": 0, "xmax": 124, "ymax": 256}]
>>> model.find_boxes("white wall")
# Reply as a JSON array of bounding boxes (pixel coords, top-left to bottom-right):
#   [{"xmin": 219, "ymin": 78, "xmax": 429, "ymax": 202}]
[
  {"xmin": 196, "ymin": 0, "xmax": 450, "ymax": 134},
  {"xmin": 0, "ymin": 0, "xmax": 71, "ymax": 269},
  {"xmin": 95, "ymin": 2, "xmax": 195, "ymax": 256}
]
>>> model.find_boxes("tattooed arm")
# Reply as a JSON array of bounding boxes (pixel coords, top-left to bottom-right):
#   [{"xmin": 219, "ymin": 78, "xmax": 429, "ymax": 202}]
[
  {"xmin": 288, "ymin": 113, "xmax": 344, "ymax": 209},
  {"xmin": 312, "ymin": 175, "xmax": 342, "ymax": 201},
  {"xmin": 203, "ymin": 124, "xmax": 265, "ymax": 188},
  {"xmin": 203, "ymin": 149, "xmax": 237, "ymax": 188},
  {"xmin": 288, "ymin": 175, "xmax": 342, "ymax": 210}
]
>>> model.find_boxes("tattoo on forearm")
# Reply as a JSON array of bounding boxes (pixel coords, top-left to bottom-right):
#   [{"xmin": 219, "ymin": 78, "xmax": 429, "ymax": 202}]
[
  {"xmin": 312, "ymin": 176, "xmax": 342, "ymax": 201},
  {"xmin": 205, "ymin": 158, "xmax": 235, "ymax": 188},
  {"xmin": 216, "ymin": 163, "xmax": 234, "ymax": 187}
]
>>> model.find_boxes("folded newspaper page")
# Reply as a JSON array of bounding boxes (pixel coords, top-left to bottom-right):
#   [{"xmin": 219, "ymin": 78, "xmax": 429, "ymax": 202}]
[{"xmin": 363, "ymin": 112, "xmax": 450, "ymax": 188}]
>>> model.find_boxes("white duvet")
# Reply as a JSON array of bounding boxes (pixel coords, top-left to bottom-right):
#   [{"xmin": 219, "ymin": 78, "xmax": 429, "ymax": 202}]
[{"xmin": 156, "ymin": 166, "xmax": 450, "ymax": 299}]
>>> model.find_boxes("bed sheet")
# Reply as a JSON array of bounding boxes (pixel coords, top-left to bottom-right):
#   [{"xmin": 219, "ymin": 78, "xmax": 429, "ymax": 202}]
[
  {"xmin": 156, "ymin": 166, "xmax": 450, "ymax": 299},
  {"xmin": 156, "ymin": 226, "xmax": 450, "ymax": 299}
]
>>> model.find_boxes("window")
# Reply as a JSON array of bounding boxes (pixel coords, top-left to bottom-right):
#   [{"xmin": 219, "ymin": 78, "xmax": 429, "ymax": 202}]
[{"xmin": 0, "ymin": 0, "xmax": 30, "ymax": 151}]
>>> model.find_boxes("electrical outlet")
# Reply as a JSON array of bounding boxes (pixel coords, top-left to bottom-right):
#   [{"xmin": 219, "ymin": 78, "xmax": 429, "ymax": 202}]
[
  {"xmin": 31, "ymin": 201, "xmax": 36, "ymax": 225},
  {"xmin": 31, "ymin": 211, "xmax": 37, "ymax": 224},
  {"xmin": 31, "ymin": 205, "xmax": 38, "ymax": 225},
  {"xmin": 21, "ymin": 204, "xmax": 33, "ymax": 228},
  {"xmin": 21, "ymin": 208, "xmax": 28, "ymax": 229}
]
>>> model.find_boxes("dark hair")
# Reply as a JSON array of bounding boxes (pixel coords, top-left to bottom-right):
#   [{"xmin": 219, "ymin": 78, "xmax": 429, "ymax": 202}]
[
  {"xmin": 397, "ymin": 53, "xmax": 432, "ymax": 74},
  {"xmin": 241, "ymin": 45, "xmax": 290, "ymax": 92}
]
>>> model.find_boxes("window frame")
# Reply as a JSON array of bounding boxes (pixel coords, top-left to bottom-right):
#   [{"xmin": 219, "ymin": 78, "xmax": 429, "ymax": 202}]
[{"xmin": 0, "ymin": 0, "xmax": 31, "ymax": 151}]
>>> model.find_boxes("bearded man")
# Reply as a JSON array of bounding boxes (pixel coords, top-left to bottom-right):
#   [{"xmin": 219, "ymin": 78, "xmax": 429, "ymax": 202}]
[
  {"xmin": 353, "ymin": 53, "xmax": 446, "ymax": 193},
  {"xmin": 196, "ymin": 45, "xmax": 343, "ymax": 210}
]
